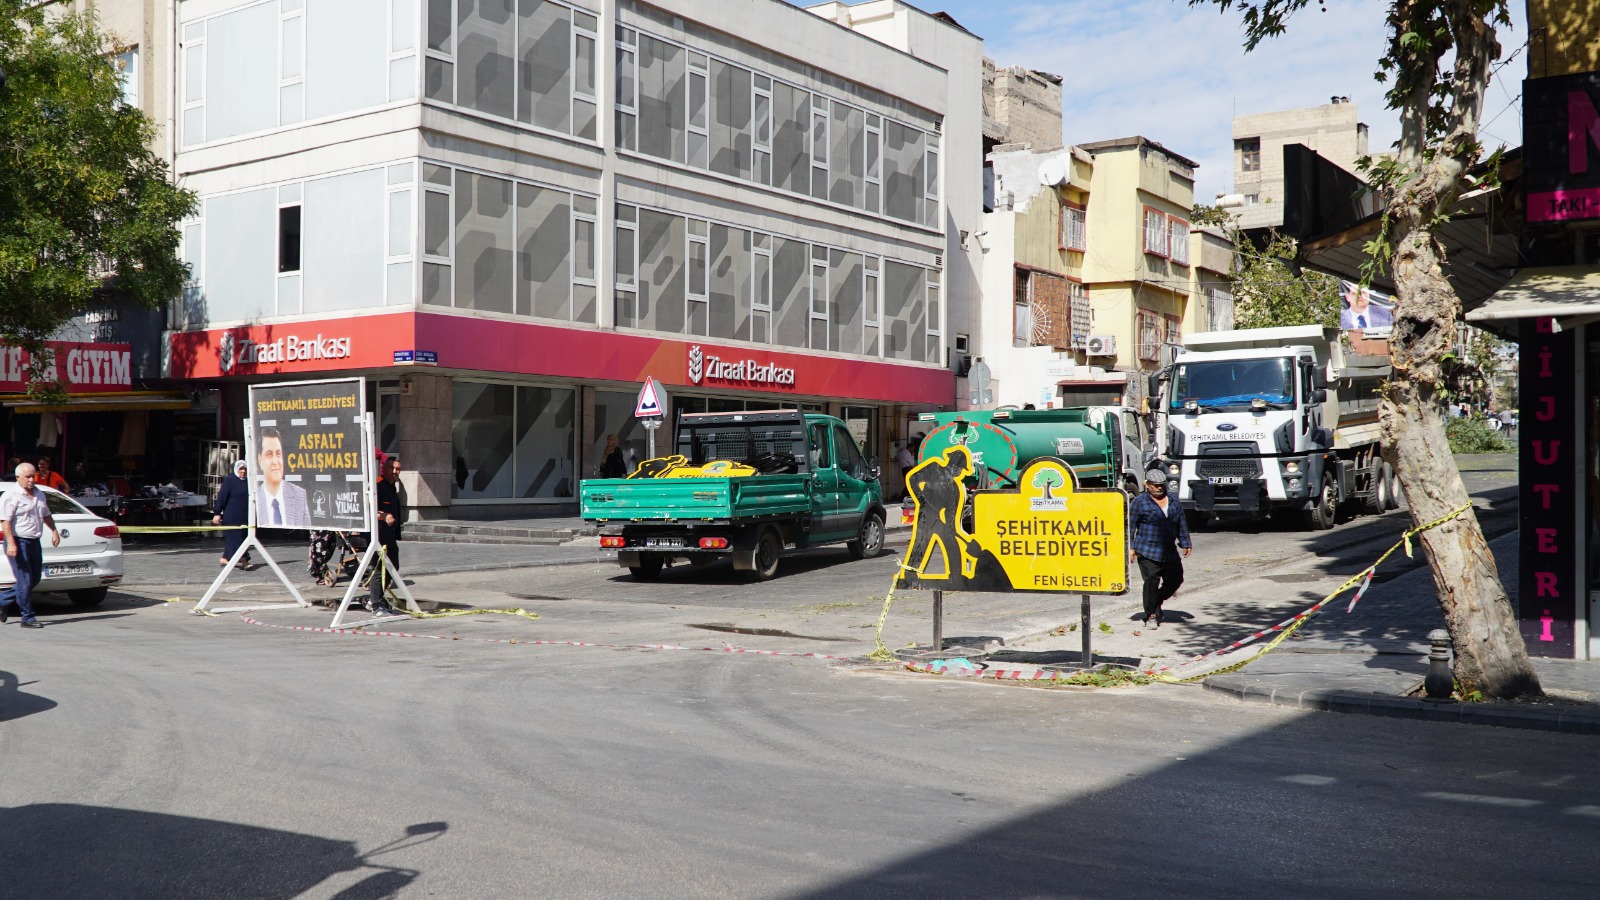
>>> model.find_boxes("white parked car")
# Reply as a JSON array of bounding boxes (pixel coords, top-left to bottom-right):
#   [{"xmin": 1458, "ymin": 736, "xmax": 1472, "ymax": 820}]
[{"xmin": 5, "ymin": 486, "xmax": 125, "ymax": 608}]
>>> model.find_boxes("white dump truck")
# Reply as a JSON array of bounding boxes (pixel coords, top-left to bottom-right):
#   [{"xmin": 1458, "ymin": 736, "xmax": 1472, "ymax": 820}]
[{"xmin": 1149, "ymin": 325, "xmax": 1397, "ymax": 530}]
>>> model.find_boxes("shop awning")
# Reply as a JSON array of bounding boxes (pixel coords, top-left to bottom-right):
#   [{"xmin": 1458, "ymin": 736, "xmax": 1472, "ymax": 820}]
[
  {"xmin": 0, "ymin": 390, "xmax": 194, "ymax": 414},
  {"xmin": 1465, "ymin": 266, "xmax": 1600, "ymax": 326}
]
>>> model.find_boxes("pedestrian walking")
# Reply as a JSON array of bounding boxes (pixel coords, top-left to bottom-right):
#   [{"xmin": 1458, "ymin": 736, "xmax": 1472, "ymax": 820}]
[
  {"xmin": 367, "ymin": 454, "xmax": 404, "ymax": 615},
  {"xmin": 212, "ymin": 459, "xmax": 256, "ymax": 570},
  {"xmin": 1128, "ymin": 467, "xmax": 1191, "ymax": 628},
  {"xmin": 896, "ymin": 438, "xmax": 918, "ymax": 502},
  {"xmin": 1497, "ymin": 408, "xmax": 1515, "ymax": 439},
  {"xmin": 0, "ymin": 463, "xmax": 62, "ymax": 629}
]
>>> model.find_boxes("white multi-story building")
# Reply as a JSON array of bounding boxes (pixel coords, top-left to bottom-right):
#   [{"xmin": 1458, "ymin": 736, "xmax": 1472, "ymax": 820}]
[{"xmin": 166, "ymin": 0, "xmax": 979, "ymax": 517}]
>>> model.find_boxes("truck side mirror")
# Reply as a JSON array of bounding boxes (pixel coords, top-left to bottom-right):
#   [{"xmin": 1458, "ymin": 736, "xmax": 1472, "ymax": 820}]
[
  {"xmin": 1146, "ymin": 372, "xmax": 1161, "ymax": 400},
  {"xmin": 1313, "ymin": 371, "xmax": 1330, "ymax": 390},
  {"xmin": 1311, "ymin": 389, "xmax": 1328, "ymax": 404},
  {"xmin": 867, "ymin": 457, "xmax": 882, "ymax": 481}
]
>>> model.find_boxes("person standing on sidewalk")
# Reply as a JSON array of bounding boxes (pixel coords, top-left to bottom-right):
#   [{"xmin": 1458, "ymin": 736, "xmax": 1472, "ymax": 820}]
[
  {"xmin": 0, "ymin": 463, "xmax": 61, "ymax": 629},
  {"xmin": 1128, "ymin": 467, "xmax": 1191, "ymax": 628},
  {"xmin": 367, "ymin": 455, "xmax": 403, "ymax": 615},
  {"xmin": 212, "ymin": 460, "xmax": 255, "ymax": 570}
]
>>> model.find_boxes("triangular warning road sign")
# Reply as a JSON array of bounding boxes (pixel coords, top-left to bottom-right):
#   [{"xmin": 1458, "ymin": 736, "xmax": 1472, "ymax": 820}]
[{"xmin": 635, "ymin": 377, "xmax": 665, "ymax": 418}]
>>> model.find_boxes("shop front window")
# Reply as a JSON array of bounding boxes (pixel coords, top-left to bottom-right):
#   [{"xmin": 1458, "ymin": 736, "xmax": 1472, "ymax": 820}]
[{"xmin": 452, "ymin": 382, "xmax": 574, "ymax": 500}]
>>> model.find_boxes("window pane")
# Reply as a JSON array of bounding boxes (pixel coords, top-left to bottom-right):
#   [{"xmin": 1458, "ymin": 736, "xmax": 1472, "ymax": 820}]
[
  {"xmin": 688, "ymin": 71, "xmax": 706, "ymax": 129},
  {"xmin": 689, "ymin": 239, "xmax": 707, "ymax": 297},
  {"xmin": 184, "ymin": 43, "xmax": 204, "ymax": 103},
  {"xmin": 388, "ymin": 190, "xmax": 412, "ymax": 257},
  {"xmin": 517, "ymin": 0, "xmax": 571, "ymax": 132},
  {"xmin": 392, "ymin": 0, "xmax": 416, "ymax": 52},
  {"xmin": 754, "ymin": 92, "xmax": 771, "ymax": 145},
  {"xmin": 773, "ymin": 84, "xmax": 809, "ymax": 195},
  {"xmin": 638, "ymin": 35, "xmax": 686, "ymax": 163},
  {"xmin": 514, "ymin": 386, "xmax": 576, "ymax": 498},
  {"xmin": 424, "ymin": 56, "xmax": 453, "ymax": 102},
  {"xmin": 573, "ymin": 216, "xmax": 595, "ymax": 280},
  {"xmin": 516, "ymin": 182, "xmax": 572, "ymax": 319},
  {"xmin": 708, "ymin": 225, "xmax": 748, "ymax": 340},
  {"xmin": 424, "ymin": 190, "xmax": 450, "ymax": 256},
  {"xmin": 616, "ymin": 46, "xmax": 634, "ymax": 106},
  {"xmin": 281, "ymin": 17, "xmax": 303, "ymax": 79},
  {"xmin": 614, "ymin": 225, "xmax": 635, "ymax": 286},
  {"xmin": 453, "ymin": 171, "xmax": 514, "ymax": 314},
  {"xmin": 278, "ymin": 206, "xmax": 302, "ymax": 273},
  {"xmin": 453, "ymin": 382, "xmax": 516, "ymax": 499},
  {"xmin": 423, "ymin": 261, "xmax": 451, "ymax": 306},
  {"xmin": 574, "ymin": 33, "xmax": 596, "ymax": 98},
  {"xmin": 709, "ymin": 60, "xmax": 751, "ymax": 180},
  {"xmin": 427, "ymin": 0, "xmax": 452, "ymax": 53},
  {"xmin": 457, "ymin": 0, "xmax": 515, "ymax": 118}
]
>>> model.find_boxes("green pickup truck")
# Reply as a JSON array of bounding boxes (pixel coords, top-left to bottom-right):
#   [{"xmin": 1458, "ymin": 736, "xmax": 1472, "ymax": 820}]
[{"xmin": 580, "ymin": 410, "xmax": 886, "ymax": 581}]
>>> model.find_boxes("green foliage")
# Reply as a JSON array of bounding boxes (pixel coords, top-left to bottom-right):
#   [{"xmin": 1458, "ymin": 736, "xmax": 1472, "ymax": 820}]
[
  {"xmin": 1046, "ymin": 666, "xmax": 1153, "ymax": 688},
  {"xmin": 1189, "ymin": 203, "xmax": 1234, "ymax": 228},
  {"xmin": 1097, "ymin": 621, "xmax": 1112, "ymax": 634},
  {"xmin": 1229, "ymin": 231, "xmax": 1341, "ymax": 330},
  {"xmin": 0, "ymin": 1, "xmax": 196, "ymax": 397},
  {"xmin": 1445, "ymin": 417, "xmax": 1513, "ymax": 454}
]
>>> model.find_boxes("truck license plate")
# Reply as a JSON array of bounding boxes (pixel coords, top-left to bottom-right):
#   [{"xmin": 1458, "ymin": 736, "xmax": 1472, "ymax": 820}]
[
  {"xmin": 645, "ymin": 538, "xmax": 684, "ymax": 549},
  {"xmin": 46, "ymin": 562, "xmax": 94, "ymax": 576},
  {"xmin": 1208, "ymin": 477, "xmax": 1244, "ymax": 486}
]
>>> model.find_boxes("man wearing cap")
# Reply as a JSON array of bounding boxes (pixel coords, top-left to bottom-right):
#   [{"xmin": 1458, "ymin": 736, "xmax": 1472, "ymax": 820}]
[
  {"xmin": 1128, "ymin": 467, "xmax": 1192, "ymax": 628},
  {"xmin": 212, "ymin": 459, "xmax": 255, "ymax": 570}
]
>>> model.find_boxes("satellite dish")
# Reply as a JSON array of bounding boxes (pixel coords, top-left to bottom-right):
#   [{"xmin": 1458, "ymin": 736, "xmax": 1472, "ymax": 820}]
[{"xmin": 1037, "ymin": 158, "xmax": 1068, "ymax": 186}]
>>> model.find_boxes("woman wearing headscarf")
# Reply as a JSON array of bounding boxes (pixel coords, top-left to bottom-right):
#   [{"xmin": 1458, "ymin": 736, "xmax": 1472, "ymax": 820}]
[{"xmin": 212, "ymin": 459, "xmax": 255, "ymax": 570}]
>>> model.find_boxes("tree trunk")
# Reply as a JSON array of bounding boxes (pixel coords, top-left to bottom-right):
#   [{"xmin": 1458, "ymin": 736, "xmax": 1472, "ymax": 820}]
[{"xmin": 1382, "ymin": 226, "xmax": 1540, "ymax": 699}]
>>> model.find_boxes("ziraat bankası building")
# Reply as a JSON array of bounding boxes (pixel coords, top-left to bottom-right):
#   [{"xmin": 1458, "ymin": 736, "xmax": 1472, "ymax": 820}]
[{"xmin": 167, "ymin": 0, "xmax": 980, "ymax": 518}]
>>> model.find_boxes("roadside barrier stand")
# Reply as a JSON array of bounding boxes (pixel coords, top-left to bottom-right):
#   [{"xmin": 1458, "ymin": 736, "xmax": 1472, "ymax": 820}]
[{"xmin": 1144, "ymin": 503, "xmax": 1472, "ymax": 684}]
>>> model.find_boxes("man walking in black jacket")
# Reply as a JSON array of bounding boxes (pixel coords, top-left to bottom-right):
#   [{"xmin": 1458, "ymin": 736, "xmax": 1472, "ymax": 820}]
[{"xmin": 368, "ymin": 455, "xmax": 404, "ymax": 615}]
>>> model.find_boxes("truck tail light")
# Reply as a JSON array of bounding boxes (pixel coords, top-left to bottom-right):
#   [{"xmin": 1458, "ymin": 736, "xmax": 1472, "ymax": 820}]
[
  {"xmin": 599, "ymin": 536, "xmax": 627, "ymax": 548},
  {"xmin": 94, "ymin": 525, "xmax": 120, "ymax": 539},
  {"xmin": 698, "ymin": 537, "xmax": 729, "ymax": 549}
]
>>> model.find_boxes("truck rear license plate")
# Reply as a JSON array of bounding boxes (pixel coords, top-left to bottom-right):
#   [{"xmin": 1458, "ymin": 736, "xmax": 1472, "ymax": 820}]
[
  {"xmin": 46, "ymin": 562, "xmax": 93, "ymax": 576},
  {"xmin": 645, "ymin": 538, "xmax": 684, "ymax": 549},
  {"xmin": 1208, "ymin": 477, "xmax": 1244, "ymax": 486}
]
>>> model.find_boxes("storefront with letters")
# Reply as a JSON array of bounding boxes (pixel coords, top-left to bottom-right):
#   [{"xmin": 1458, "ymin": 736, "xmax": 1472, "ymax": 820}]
[{"xmin": 170, "ymin": 311, "xmax": 953, "ymax": 518}]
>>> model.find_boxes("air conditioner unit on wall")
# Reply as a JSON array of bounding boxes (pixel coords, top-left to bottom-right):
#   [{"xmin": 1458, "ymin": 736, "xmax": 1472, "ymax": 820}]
[{"xmin": 1085, "ymin": 335, "xmax": 1117, "ymax": 356}]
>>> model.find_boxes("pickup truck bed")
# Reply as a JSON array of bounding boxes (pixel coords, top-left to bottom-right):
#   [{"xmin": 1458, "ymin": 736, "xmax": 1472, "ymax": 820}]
[{"xmin": 580, "ymin": 474, "xmax": 812, "ymax": 522}]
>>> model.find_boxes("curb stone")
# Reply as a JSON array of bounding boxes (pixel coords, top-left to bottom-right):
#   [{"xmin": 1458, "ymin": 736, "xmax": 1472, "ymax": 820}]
[{"xmin": 1203, "ymin": 678, "xmax": 1599, "ymax": 734}]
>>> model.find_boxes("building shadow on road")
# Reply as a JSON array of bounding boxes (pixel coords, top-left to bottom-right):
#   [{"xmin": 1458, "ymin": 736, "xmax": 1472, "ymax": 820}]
[
  {"xmin": 0, "ymin": 671, "xmax": 58, "ymax": 723},
  {"xmin": 0, "ymin": 805, "xmax": 446, "ymax": 899}
]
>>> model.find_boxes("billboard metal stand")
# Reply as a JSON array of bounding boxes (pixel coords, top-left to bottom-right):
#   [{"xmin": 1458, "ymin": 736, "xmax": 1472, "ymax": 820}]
[
  {"xmin": 194, "ymin": 430, "xmax": 311, "ymax": 614},
  {"xmin": 330, "ymin": 413, "xmax": 418, "ymax": 628}
]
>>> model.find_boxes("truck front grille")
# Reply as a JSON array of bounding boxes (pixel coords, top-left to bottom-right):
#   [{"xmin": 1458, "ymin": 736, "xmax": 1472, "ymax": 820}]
[{"xmin": 1195, "ymin": 442, "xmax": 1261, "ymax": 479}]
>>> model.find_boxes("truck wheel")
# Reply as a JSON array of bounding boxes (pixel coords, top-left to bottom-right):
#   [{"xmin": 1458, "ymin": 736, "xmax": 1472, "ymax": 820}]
[
  {"xmin": 750, "ymin": 528, "xmax": 782, "ymax": 581},
  {"xmin": 1365, "ymin": 459, "xmax": 1389, "ymax": 515},
  {"xmin": 68, "ymin": 587, "xmax": 109, "ymax": 608},
  {"xmin": 1303, "ymin": 475, "xmax": 1338, "ymax": 531},
  {"xmin": 1383, "ymin": 463, "xmax": 1401, "ymax": 510},
  {"xmin": 848, "ymin": 513, "xmax": 885, "ymax": 560},
  {"xmin": 628, "ymin": 554, "xmax": 665, "ymax": 581}
]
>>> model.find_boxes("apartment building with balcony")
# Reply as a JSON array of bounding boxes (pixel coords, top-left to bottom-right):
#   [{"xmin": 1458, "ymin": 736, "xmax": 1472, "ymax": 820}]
[{"xmin": 164, "ymin": 0, "xmax": 979, "ymax": 517}]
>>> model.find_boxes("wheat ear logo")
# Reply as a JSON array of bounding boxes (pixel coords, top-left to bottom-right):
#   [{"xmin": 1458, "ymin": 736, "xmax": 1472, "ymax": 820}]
[{"xmin": 688, "ymin": 345, "xmax": 704, "ymax": 384}]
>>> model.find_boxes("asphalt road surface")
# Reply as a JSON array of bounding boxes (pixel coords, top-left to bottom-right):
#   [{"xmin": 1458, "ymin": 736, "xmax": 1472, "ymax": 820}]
[{"xmin": 8, "ymin": 453, "xmax": 1586, "ymax": 898}]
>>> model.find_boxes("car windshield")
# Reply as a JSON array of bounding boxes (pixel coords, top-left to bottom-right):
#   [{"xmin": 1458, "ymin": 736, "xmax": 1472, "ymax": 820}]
[{"xmin": 1172, "ymin": 358, "xmax": 1295, "ymax": 410}]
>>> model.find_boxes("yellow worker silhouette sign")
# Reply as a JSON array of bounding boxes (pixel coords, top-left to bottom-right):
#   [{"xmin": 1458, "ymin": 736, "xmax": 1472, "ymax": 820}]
[{"xmin": 897, "ymin": 450, "xmax": 1126, "ymax": 595}]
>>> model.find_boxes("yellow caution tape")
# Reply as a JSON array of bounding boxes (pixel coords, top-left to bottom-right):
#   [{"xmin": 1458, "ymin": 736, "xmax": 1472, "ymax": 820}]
[{"xmin": 1151, "ymin": 502, "xmax": 1472, "ymax": 684}]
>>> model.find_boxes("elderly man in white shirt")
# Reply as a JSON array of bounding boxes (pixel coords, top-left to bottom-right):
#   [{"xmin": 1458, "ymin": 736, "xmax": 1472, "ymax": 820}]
[{"xmin": 0, "ymin": 463, "xmax": 61, "ymax": 629}]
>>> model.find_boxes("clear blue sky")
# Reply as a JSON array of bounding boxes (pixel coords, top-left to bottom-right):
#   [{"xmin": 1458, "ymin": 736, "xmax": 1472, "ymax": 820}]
[{"xmin": 789, "ymin": 1, "xmax": 1528, "ymax": 202}]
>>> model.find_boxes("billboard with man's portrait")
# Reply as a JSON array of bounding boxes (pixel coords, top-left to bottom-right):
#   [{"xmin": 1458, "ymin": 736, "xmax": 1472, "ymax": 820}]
[
  {"xmin": 247, "ymin": 379, "xmax": 370, "ymax": 532},
  {"xmin": 1339, "ymin": 280, "xmax": 1396, "ymax": 339}
]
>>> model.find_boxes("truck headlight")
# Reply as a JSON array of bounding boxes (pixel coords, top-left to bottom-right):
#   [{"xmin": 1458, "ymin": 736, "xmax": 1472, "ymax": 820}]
[
  {"xmin": 1288, "ymin": 477, "xmax": 1302, "ymax": 490},
  {"xmin": 1167, "ymin": 463, "xmax": 1180, "ymax": 476},
  {"xmin": 1284, "ymin": 461, "xmax": 1300, "ymax": 474}
]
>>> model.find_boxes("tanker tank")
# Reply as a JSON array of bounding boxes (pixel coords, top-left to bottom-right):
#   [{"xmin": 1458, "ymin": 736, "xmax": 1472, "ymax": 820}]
[{"xmin": 914, "ymin": 408, "xmax": 1116, "ymax": 490}]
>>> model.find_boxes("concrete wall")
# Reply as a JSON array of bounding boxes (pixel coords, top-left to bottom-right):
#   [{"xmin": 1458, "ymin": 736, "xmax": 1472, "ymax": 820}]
[
  {"xmin": 982, "ymin": 58, "xmax": 1062, "ymax": 150},
  {"xmin": 1528, "ymin": 0, "xmax": 1600, "ymax": 79},
  {"xmin": 1231, "ymin": 100, "xmax": 1367, "ymax": 230}
]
